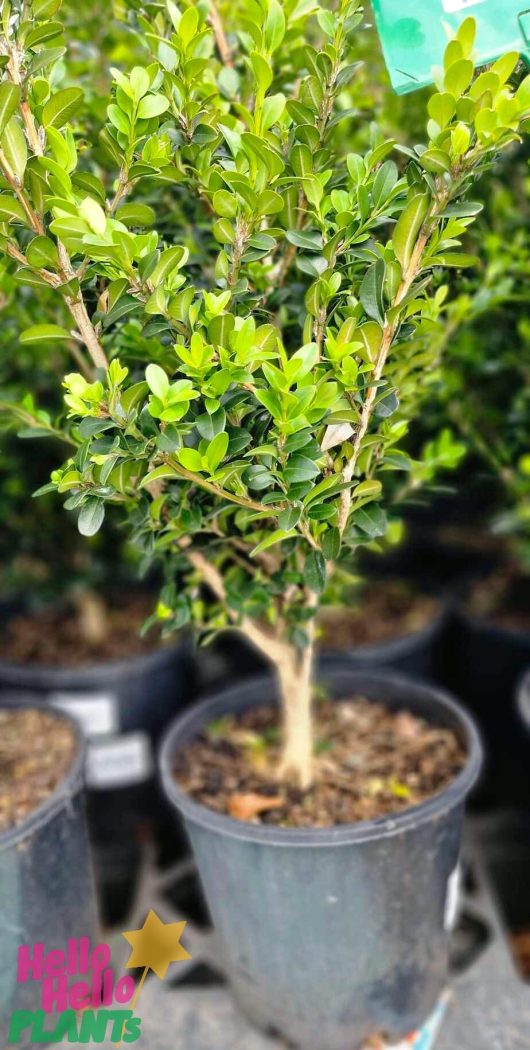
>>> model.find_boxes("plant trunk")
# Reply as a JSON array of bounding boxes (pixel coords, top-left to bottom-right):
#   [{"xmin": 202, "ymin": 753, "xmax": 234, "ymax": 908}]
[{"xmin": 276, "ymin": 631, "xmax": 315, "ymax": 789}]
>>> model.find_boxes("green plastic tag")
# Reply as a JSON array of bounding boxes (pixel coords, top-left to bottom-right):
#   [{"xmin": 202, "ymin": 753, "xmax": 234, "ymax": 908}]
[{"xmin": 372, "ymin": 0, "xmax": 530, "ymax": 94}]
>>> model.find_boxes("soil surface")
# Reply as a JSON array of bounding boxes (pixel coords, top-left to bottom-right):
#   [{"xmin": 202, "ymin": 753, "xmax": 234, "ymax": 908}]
[
  {"xmin": 318, "ymin": 582, "xmax": 439, "ymax": 649},
  {"xmin": 466, "ymin": 567, "xmax": 530, "ymax": 632},
  {"xmin": 1, "ymin": 593, "xmax": 165, "ymax": 667},
  {"xmin": 174, "ymin": 697, "xmax": 466, "ymax": 827},
  {"xmin": 0, "ymin": 708, "xmax": 77, "ymax": 832}
]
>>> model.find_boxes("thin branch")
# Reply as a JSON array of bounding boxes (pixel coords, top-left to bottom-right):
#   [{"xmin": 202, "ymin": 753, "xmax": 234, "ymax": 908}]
[
  {"xmin": 66, "ymin": 337, "xmax": 93, "ymax": 379},
  {"xmin": 7, "ymin": 48, "xmax": 44, "ymax": 155},
  {"xmin": 337, "ymin": 197, "xmax": 446, "ymax": 534},
  {"xmin": 208, "ymin": 1, "xmax": 233, "ymax": 67},
  {"xmin": 57, "ymin": 242, "xmax": 108, "ymax": 371},
  {"xmin": 185, "ymin": 547, "xmax": 289, "ymax": 664},
  {"xmin": 168, "ymin": 457, "xmax": 284, "ymax": 513},
  {"xmin": 0, "ymin": 149, "xmax": 43, "ymax": 233},
  {"xmin": 109, "ymin": 168, "xmax": 132, "ymax": 215},
  {"xmin": 62, "ymin": 292, "xmax": 108, "ymax": 372}
]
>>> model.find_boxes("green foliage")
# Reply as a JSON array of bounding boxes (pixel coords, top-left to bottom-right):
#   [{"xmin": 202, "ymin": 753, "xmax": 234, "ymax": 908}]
[
  {"xmin": 419, "ymin": 156, "xmax": 530, "ymax": 565},
  {"xmin": 0, "ymin": 3, "xmax": 528, "ymax": 696}
]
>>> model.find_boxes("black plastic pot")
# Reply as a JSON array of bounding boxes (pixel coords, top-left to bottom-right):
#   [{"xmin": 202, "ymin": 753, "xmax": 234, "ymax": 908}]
[
  {"xmin": 203, "ymin": 603, "xmax": 451, "ymax": 693},
  {"xmin": 0, "ymin": 697, "xmax": 99, "ymax": 1049},
  {"xmin": 321, "ymin": 603, "xmax": 450, "ymax": 682},
  {"xmin": 160, "ymin": 666, "xmax": 482, "ymax": 1050},
  {"xmin": 445, "ymin": 611, "xmax": 530, "ymax": 810},
  {"xmin": 517, "ymin": 669, "xmax": 530, "ymax": 733},
  {"xmin": 0, "ymin": 635, "xmax": 196, "ymax": 922}
]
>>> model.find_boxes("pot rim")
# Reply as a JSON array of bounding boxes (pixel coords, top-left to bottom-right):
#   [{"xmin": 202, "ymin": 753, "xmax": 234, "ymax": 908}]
[
  {"xmin": 517, "ymin": 668, "xmax": 530, "ymax": 728},
  {"xmin": 458, "ymin": 607, "xmax": 530, "ymax": 644},
  {"xmin": 160, "ymin": 668, "xmax": 483, "ymax": 848},
  {"xmin": 0, "ymin": 634, "xmax": 186, "ymax": 686},
  {"xmin": 0, "ymin": 693, "xmax": 86, "ymax": 850},
  {"xmin": 320, "ymin": 600, "xmax": 448, "ymax": 663}
]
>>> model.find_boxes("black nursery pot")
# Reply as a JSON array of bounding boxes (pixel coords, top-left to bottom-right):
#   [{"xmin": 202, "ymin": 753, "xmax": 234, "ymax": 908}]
[
  {"xmin": 321, "ymin": 603, "xmax": 450, "ymax": 682},
  {"xmin": 445, "ymin": 611, "xmax": 530, "ymax": 810},
  {"xmin": 0, "ymin": 634, "xmax": 196, "ymax": 921},
  {"xmin": 0, "ymin": 698, "xmax": 99, "ymax": 1049},
  {"xmin": 160, "ymin": 666, "xmax": 482, "ymax": 1050},
  {"xmin": 517, "ymin": 669, "xmax": 530, "ymax": 733}
]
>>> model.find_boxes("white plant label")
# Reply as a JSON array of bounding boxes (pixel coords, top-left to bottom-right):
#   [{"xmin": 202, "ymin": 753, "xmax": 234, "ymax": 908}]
[
  {"xmin": 442, "ymin": 0, "xmax": 486, "ymax": 12},
  {"xmin": 366, "ymin": 993, "xmax": 449, "ymax": 1049},
  {"xmin": 444, "ymin": 864, "xmax": 462, "ymax": 932},
  {"xmin": 85, "ymin": 732, "xmax": 152, "ymax": 789},
  {"xmin": 50, "ymin": 692, "xmax": 117, "ymax": 737}
]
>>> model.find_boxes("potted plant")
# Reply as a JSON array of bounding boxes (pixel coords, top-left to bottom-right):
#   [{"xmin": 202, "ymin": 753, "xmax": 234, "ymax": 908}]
[
  {"xmin": 0, "ymin": 0, "xmax": 528, "ymax": 1044},
  {"xmin": 423, "ymin": 167, "xmax": 530, "ymax": 808},
  {"xmin": 0, "ymin": 695, "xmax": 98, "ymax": 1049}
]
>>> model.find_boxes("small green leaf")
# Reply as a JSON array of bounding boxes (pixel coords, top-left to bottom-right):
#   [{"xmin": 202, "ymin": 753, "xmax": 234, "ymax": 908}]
[
  {"xmin": 305, "ymin": 550, "xmax": 326, "ymax": 592},
  {"xmin": 145, "ymin": 363, "xmax": 169, "ymax": 399},
  {"xmin": 393, "ymin": 193, "xmax": 430, "ymax": 270},
  {"xmin": 359, "ymin": 258, "xmax": 386, "ymax": 325},
  {"xmin": 42, "ymin": 87, "xmax": 83, "ymax": 128},
  {"xmin": 137, "ymin": 94, "xmax": 170, "ymax": 119},
  {"xmin": 206, "ymin": 431, "xmax": 229, "ymax": 472},
  {"xmin": 262, "ymin": 92, "xmax": 285, "ymax": 129},
  {"xmin": 1, "ymin": 116, "xmax": 27, "ymax": 181},
  {"xmin": 20, "ymin": 323, "xmax": 71, "ymax": 343},
  {"xmin": 178, "ymin": 447, "xmax": 204, "ymax": 472},
  {"xmin": 0, "ymin": 195, "xmax": 29, "ymax": 224},
  {"xmin": 117, "ymin": 202, "xmax": 155, "ymax": 227},
  {"xmin": 419, "ymin": 149, "xmax": 451, "ymax": 174},
  {"xmin": 79, "ymin": 197, "xmax": 107, "ymax": 235},
  {"xmin": 430, "ymin": 252, "xmax": 478, "ymax": 268},
  {"xmin": 178, "ymin": 5, "xmax": 199, "ymax": 44},
  {"xmin": 139, "ymin": 465, "xmax": 178, "ymax": 489},
  {"xmin": 372, "ymin": 160, "xmax": 398, "ymax": 206},
  {"xmin": 26, "ymin": 235, "xmax": 60, "ymax": 268},
  {"xmin": 516, "ymin": 74, "xmax": 530, "ymax": 111},
  {"xmin": 251, "ymin": 528, "xmax": 297, "ymax": 557},
  {"xmin": 213, "ymin": 189, "xmax": 238, "ymax": 218},
  {"xmin": 33, "ymin": 0, "xmax": 62, "ymax": 16},
  {"xmin": 264, "ymin": 0, "xmax": 286, "ymax": 54},
  {"xmin": 0, "ymin": 83, "xmax": 20, "ymax": 137},
  {"xmin": 427, "ymin": 92, "xmax": 456, "ymax": 129},
  {"xmin": 286, "ymin": 229, "xmax": 323, "ymax": 251},
  {"xmin": 444, "ymin": 59, "xmax": 473, "ymax": 98},
  {"xmin": 351, "ymin": 503, "xmax": 386, "ymax": 538},
  {"xmin": 321, "ymin": 527, "xmax": 340, "ymax": 560},
  {"xmin": 78, "ymin": 499, "xmax": 105, "ymax": 537}
]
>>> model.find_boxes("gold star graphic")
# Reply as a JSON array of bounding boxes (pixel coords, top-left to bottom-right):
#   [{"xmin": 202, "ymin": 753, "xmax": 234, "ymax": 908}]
[
  {"xmin": 115, "ymin": 910, "xmax": 192, "ymax": 1044},
  {"xmin": 122, "ymin": 909, "xmax": 192, "ymax": 980}
]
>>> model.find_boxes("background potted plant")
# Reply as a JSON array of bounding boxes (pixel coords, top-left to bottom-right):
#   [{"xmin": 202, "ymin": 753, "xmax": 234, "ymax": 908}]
[
  {"xmin": 0, "ymin": 0, "xmax": 528, "ymax": 1044},
  {"xmin": 0, "ymin": 695, "xmax": 98, "ymax": 1050},
  {"xmin": 412, "ymin": 154, "xmax": 530, "ymax": 810}
]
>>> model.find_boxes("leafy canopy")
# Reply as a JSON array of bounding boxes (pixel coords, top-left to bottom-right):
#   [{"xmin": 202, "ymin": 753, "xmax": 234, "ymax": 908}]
[{"xmin": 0, "ymin": 1, "xmax": 529, "ymax": 644}]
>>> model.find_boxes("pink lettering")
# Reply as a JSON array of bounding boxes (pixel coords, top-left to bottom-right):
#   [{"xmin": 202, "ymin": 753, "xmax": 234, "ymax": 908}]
[
  {"xmin": 17, "ymin": 943, "xmax": 44, "ymax": 983},
  {"xmin": 41, "ymin": 975, "xmax": 68, "ymax": 1014}
]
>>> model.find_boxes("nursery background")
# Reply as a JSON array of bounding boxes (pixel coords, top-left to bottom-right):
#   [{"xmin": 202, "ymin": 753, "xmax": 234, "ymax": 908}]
[{"xmin": 0, "ymin": 1, "xmax": 530, "ymax": 1048}]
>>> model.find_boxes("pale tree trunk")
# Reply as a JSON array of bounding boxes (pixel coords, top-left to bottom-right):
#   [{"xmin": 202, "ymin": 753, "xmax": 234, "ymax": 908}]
[
  {"xmin": 185, "ymin": 548, "xmax": 317, "ymax": 788},
  {"xmin": 276, "ymin": 620, "xmax": 315, "ymax": 789}
]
